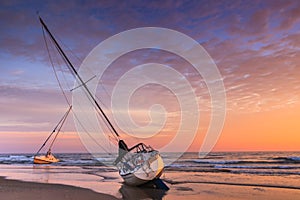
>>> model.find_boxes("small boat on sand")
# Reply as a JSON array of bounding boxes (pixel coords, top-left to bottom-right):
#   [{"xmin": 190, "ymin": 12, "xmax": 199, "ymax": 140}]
[
  {"xmin": 33, "ymin": 151, "xmax": 60, "ymax": 164},
  {"xmin": 33, "ymin": 106, "xmax": 72, "ymax": 164}
]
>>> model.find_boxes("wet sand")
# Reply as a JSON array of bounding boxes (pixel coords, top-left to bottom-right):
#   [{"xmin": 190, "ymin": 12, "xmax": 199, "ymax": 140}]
[
  {"xmin": 163, "ymin": 171, "xmax": 300, "ymax": 200},
  {"xmin": 1, "ymin": 165, "xmax": 300, "ymax": 200},
  {"xmin": 2, "ymin": 173, "xmax": 300, "ymax": 200},
  {"xmin": 0, "ymin": 176, "xmax": 118, "ymax": 200}
]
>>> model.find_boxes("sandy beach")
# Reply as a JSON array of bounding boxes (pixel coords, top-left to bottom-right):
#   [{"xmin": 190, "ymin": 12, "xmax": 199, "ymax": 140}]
[
  {"xmin": 0, "ymin": 176, "xmax": 118, "ymax": 200},
  {"xmin": 163, "ymin": 171, "xmax": 300, "ymax": 200},
  {"xmin": 1, "ymin": 171, "xmax": 300, "ymax": 200}
]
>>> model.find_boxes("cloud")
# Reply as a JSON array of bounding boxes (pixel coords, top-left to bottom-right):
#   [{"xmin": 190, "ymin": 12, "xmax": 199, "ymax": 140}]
[
  {"xmin": 1, "ymin": 0, "xmax": 300, "ymax": 142},
  {"xmin": 10, "ymin": 69, "xmax": 24, "ymax": 75},
  {"xmin": 0, "ymin": 84, "xmax": 73, "ymax": 132},
  {"xmin": 275, "ymin": 1, "xmax": 300, "ymax": 31}
]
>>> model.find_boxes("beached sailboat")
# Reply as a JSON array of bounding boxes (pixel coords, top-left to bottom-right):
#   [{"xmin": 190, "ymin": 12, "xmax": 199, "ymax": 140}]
[
  {"xmin": 34, "ymin": 152, "xmax": 59, "ymax": 164},
  {"xmin": 39, "ymin": 17, "xmax": 165, "ymax": 186},
  {"xmin": 34, "ymin": 106, "xmax": 72, "ymax": 164}
]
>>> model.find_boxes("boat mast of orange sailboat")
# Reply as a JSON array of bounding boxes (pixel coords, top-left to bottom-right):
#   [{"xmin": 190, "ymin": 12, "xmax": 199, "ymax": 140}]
[{"xmin": 34, "ymin": 105, "xmax": 72, "ymax": 156}]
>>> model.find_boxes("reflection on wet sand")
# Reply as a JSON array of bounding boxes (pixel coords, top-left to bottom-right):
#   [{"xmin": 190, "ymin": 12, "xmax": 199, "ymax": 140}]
[{"xmin": 119, "ymin": 184, "xmax": 167, "ymax": 200}]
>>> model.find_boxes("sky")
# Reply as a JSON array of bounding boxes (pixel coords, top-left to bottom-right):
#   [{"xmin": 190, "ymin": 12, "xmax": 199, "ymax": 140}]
[{"xmin": 0, "ymin": 0, "xmax": 300, "ymax": 153}]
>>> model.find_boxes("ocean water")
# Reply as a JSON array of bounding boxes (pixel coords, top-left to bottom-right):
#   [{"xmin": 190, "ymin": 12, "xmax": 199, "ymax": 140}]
[
  {"xmin": 1, "ymin": 152, "xmax": 300, "ymax": 176},
  {"xmin": 166, "ymin": 151, "xmax": 300, "ymax": 175}
]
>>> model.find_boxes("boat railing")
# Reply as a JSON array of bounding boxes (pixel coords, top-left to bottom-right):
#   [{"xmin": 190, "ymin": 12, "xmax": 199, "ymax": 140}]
[{"xmin": 128, "ymin": 143, "xmax": 154, "ymax": 153}]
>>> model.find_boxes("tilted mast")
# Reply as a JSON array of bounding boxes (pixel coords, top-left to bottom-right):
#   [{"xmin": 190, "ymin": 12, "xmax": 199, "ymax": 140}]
[
  {"xmin": 35, "ymin": 105, "xmax": 72, "ymax": 155},
  {"xmin": 39, "ymin": 17, "xmax": 120, "ymax": 138}
]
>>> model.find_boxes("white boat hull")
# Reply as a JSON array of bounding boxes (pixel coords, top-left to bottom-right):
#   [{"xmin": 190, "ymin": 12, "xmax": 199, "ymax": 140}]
[{"xmin": 117, "ymin": 151, "xmax": 164, "ymax": 186}]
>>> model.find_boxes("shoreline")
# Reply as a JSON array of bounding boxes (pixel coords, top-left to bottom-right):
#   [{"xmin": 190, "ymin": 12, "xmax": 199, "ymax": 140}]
[{"xmin": 0, "ymin": 176, "xmax": 119, "ymax": 200}]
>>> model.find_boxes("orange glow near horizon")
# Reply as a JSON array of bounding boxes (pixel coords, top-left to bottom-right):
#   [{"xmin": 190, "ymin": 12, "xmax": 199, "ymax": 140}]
[
  {"xmin": 210, "ymin": 104, "xmax": 300, "ymax": 152},
  {"xmin": 1, "ymin": 103, "xmax": 300, "ymax": 153},
  {"xmin": 0, "ymin": 131, "xmax": 87, "ymax": 154},
  {"xmin": 129, "ymin": 102, "xmax": 300, "ymax": 153}
]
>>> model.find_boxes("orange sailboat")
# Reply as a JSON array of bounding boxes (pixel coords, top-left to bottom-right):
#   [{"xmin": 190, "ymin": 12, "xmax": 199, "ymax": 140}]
[{"xmin": 33, "ymin": 106, "xmax": 72, "ymax": 164}]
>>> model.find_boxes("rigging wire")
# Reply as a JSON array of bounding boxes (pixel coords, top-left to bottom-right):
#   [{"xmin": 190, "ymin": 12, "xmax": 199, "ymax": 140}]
[
  {"xmin": 48, "ymin": 105, "xmax": 72, "ymax": 151},
  {"xmin": 41, "ymin": 20, "xmax": 119, "ymax": 154},
  {"xmin": 43, "ymin": 21, "xmax": 133, "ymax": 143},
  {"xmin": 95, "ymin": 81, "xmax": 136, "ymax": 141},
  {"xmin": 72, "ymin": 111, "xmax": 114, "ymax": 155},
  {"xmin": 42, "ymin": 26, "xmax": 71, "ymax": 106},
  {"xmin": 35, "ymin": 105, "xmax": 72, "ymax": 155},
  {"xmin": 50, "ymin": 26, "xmax": 130, "ymax": 142},
  {"xmin": 52, "ymin": 42, "xmax": 120, "ymax": 139},
  {"xmin": 34, "ymin": 27, "xmax": 74, "ymax": 156}
]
